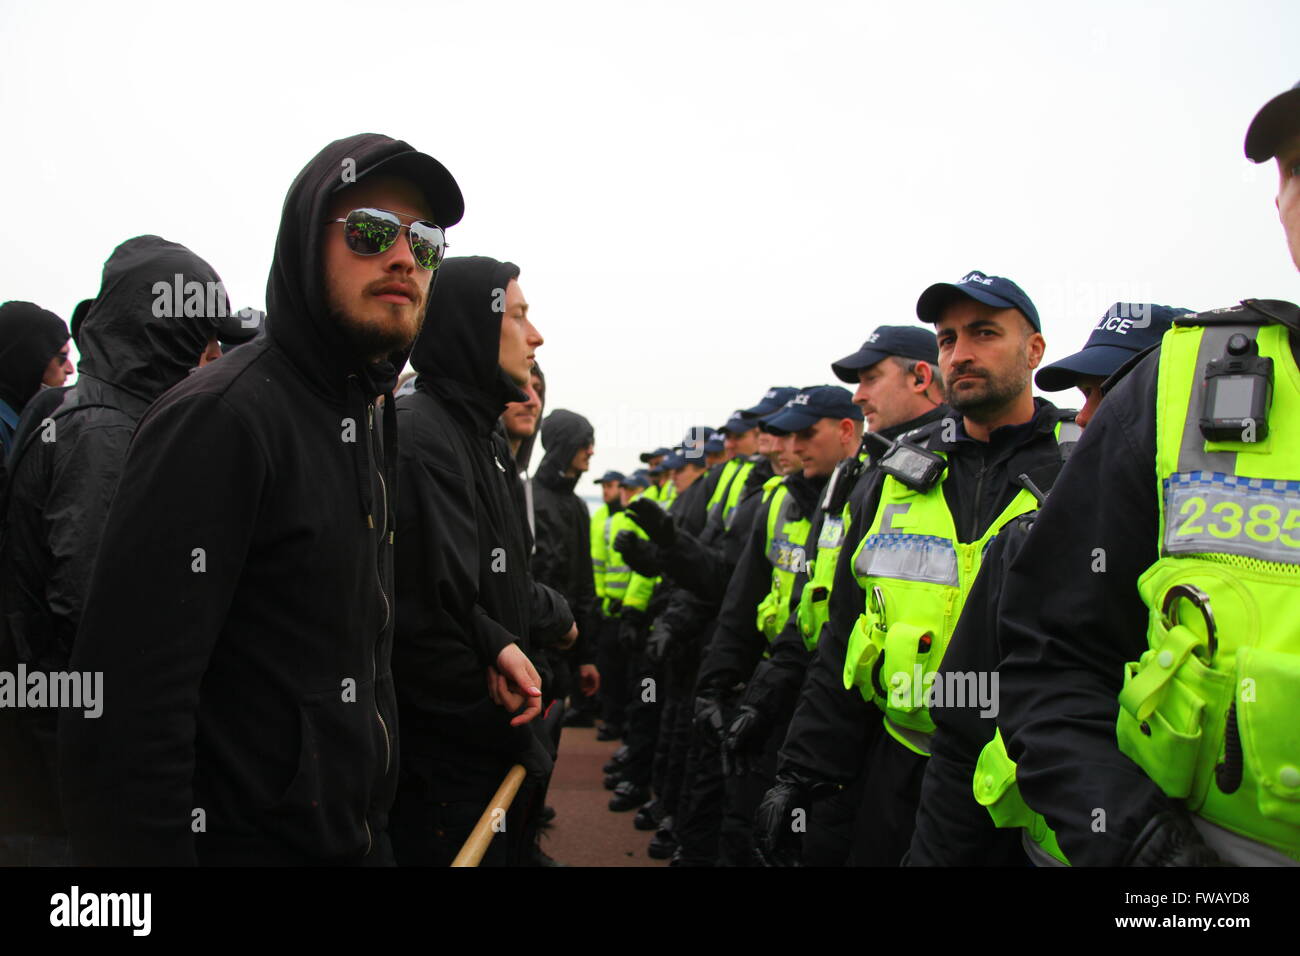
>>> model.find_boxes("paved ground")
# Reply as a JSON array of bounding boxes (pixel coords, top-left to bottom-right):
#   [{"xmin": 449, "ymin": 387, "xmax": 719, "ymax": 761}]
[{"xmin": 539, "ymin": 725, "xmax": 667, "ymax": 868}]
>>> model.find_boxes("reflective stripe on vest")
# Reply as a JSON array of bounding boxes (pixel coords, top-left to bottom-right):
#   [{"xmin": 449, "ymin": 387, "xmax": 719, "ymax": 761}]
[
  {"xmin": 842, "ymin": 422, "xmax": 1070, "ymax": 755},
  {"xmin": 754, "ymin": 478, "xmax": 811, "ymax": 643},
  {"xmin": 1118, "ymin": 320, "xmax": 1300, "ymax": 860}
]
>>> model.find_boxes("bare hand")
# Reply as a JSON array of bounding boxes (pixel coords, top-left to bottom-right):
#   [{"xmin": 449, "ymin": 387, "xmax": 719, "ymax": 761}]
[
  {"xmin": 492, "ymin": 643, "xmax": 543, "ymax": 726},
  {"xmin": 579, "ymin": 663, "xmax": 600, "ymax": 696}
]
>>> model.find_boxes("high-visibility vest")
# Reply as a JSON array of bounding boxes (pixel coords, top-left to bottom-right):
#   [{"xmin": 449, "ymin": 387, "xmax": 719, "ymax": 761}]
[
  {"xmin": 754, "ymin": 477, "xmax": 812, "ymax": 643},
  {"xmin": 842, "ymin": 420, "xmax": 1077, "ymax": 756},
  {"xmin": 795, "ymin": 502, "xmax": 848, "ymax": 652},
  {"xmin": 603, "ymin": 497, "xmax": 642, "ymax": 614},
  {"xmin": 706, "ymin": 457, "xmax": 756, "ymax": 531},
  {"xmin": 1116, "ymin": 316, "xmax": 1300, "ymax": 860},
  {"xmin": 592, "ymin": 503, "xmax": 613, "ymax": 601}
]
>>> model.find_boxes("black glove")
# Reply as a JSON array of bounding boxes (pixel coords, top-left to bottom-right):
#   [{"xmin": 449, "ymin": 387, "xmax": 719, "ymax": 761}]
[
  {"xmin": 618, "ymin": 609, "xmax": 649, "ymax": 652},
  {"xmin": 721, "ymin": 704, "xmax": 769, "ymax": 777},
  {"xmin": 1124, "ymin": 807, "xmax": 1226, "ymax": 867},
  {"xmin": 628, "ymin": 497, "xmax": 676, "ymax": 547},
  {"xmin": 753, "ymin": 779, "xmax": 807, "ymax": 867},
  {"xmin": 645, "ymin": 623, "xmax": 674, "ymax": 666},
  {"xmin": 693, "ymin": 695, "xmax": 727, "ymax": 745},
  {"xmin": 615, "ymin": 530, "xmax": 663, "ymax": 577}
]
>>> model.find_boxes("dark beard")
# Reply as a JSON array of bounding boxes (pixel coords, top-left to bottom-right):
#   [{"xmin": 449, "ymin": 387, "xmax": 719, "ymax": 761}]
[
  {"xmin": 944, "ymin": 365, "xmax": 1030, "ymax": 421},
  {"xmin": 327, "ymin": 301, "xmax": 423, "ymax": 363}
]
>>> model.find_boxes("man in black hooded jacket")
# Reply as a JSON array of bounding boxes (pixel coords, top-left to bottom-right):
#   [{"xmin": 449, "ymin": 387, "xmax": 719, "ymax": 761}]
[
  {"xmin": 1, "ymin": 238, "xmax": 225, "ymax": 865},
  {"xmin": 533, "ymin": 408, "xmax": 601, "ymax": 713},
  {"xmin": 0, "ymin": 301, "xmax": 71, "ymax": 464},
  {"xmin": 390, "ymin": 256, "xmax": 574, "ymax": 868},
  {"xmin": 59, "ymin": 136, "xmax": 466, "ymax": 866}
]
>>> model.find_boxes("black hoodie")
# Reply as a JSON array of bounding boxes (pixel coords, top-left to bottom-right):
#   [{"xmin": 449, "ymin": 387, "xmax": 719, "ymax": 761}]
[
  {"xmin": 0, "ymin": 301, "xmax": 68, "ymax": 458},
  {"xmin": 393, "ymin": 256, "xmax": 571, "ymax": 800},
  {"xmin": 0, "ymin": 237, "xmax": 222, "ymax": 838},
  {"xmin": 532, "ymin": 409, "xmax": 599, "ymax": 667},
  {"xmin": 58, "ymin": 135, "xmax": 462, "ymax": 865}
]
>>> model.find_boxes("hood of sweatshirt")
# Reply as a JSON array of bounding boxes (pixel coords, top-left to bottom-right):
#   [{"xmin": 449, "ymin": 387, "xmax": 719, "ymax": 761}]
[
  {"xmin": 412, "ymin": 255, "xmax": 527, "ymax": 433},
  {"xmin": 76, "ymin": 236, "xmax": 225, "ymax": 404},
  {"xmin": 536, "ymin": 408, "xmax": 595, "ymax": 493},
  {"xmin": 0, "ymin": 301, "xmax": 68, "ymax": 414},
  {"xmin": 265, "ymin": 132, "xmax": 464, "ymax": 403}
]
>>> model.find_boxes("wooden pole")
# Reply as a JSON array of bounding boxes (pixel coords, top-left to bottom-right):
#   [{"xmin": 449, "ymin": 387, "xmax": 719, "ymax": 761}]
[{"xmin": 449, "ymin": 764, "xmax": 528, "ymax": 867}]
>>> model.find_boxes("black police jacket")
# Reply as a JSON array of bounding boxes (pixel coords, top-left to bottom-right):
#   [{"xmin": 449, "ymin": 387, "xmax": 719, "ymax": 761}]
[
  {"xmin": 777, "ymin": 398, "xmax": 1074, "ymax": 787},
  {"xmin": 695, "ymin": 471, "xmax": 827, "ymax": 697}
]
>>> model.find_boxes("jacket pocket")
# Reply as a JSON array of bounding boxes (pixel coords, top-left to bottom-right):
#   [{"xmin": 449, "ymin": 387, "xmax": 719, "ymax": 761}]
[
  {"xmin": 1235, "ymin": 648, "xmax": 1300, "ymax": 828},
  {"xmin": 1116, "ymin": 618, "xmax": 1229, "ymax": 801},
  {"xmin": 263, "ymin": 685, "xmax": 380, "ymax": 860}
]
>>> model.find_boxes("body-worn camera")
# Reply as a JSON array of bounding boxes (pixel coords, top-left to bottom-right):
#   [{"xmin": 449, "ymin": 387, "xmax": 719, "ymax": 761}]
[
  {"xmin": 878, "ymin": 440, "xmax": 947, "ymax": 493},
  {"xmin": 1199, "ymin": 333, "xmax": 1272, "ymax": 443}
]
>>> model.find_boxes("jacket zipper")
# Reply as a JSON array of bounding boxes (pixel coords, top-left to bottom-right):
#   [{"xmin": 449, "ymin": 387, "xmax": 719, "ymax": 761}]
[{"xmin": 368, "ymin": 401, "xmax": 392, "ymax": 775}]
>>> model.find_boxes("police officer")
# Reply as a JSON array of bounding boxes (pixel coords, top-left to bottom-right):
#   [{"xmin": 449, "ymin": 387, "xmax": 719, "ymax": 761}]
[
  {"xmin": 759, "ymin": 272, "xmax": 1077, "ymax": 866},
  {"xmin": 995, "ymin": 82, "xmax": 1300, "ymax": 866},
  {"xmin": 614, "ymin": 392, "xmax": 793, "ymax": 844},
  {"xmin": 735, "ymin": 326, "xmax": 949, "ymax": 865},
  {"xmin": 907, "ymin": 302, "xmax": 1188, "ymax": 866},
  {"xmin": 694, "ymin": 386, "xmax": 866, "ymax": 865},
  {"xmin": 591, "ymin": 470, "xmax": 628, "ymax": 740}
]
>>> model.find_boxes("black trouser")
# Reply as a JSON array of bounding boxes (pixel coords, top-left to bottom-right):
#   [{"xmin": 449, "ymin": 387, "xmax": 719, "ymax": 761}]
[
  {"xmin": 804, "ymin": 772, "xmax": 865, "ymax": 866},
  {"xmin": 620, "ymin": 650, "xmax": 660, "ymax": 787},
  {"xmin": 669, "ymin": 691, "xmax": 737, "ymax": 865},
  {"xmin": 719, "ymin": 697, "xmax": 795, "ymax": 866},
  {"xmin": 654, "ymin": 643, "xmax": 700, "ymax": 815},
  {"xmin": 847, "ymin": 730, "xmax": 928, "ymax": 866},
  {"xmin": 391, "ymin": 755, "xmax": 536, "ymax": 867},
  {"xmin": 597, "ymin": 614, "xmax": 628, "ymax": 730}
]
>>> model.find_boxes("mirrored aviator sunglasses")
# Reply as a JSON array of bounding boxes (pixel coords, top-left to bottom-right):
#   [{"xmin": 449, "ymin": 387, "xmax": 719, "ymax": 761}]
[{"xmin": 331, "ymin": 207, "xmax": 447, "ymax": 271}]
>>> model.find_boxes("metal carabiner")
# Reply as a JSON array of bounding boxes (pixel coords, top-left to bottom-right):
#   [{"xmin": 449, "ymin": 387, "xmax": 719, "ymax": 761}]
[{"xmin": 1161, "ymin": 583, "xmax": 1218, "ymax": 661}]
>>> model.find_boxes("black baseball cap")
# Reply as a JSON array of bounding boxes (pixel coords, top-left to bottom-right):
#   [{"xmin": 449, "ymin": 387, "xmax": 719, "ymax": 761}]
[
  {"xmin": 344, "ymin": 142, "xmax": 466, "ymax": 228},
  {"xmin": 831, "ymin": 326, "xmax": 939, "ymax": 383},
  {"xmin": 741, "ymin": 386, "xmax": 799, "ymax": 419},
  {"xmin": 639, "ymin": 446, "xmax": 671, "ymax": 463},
  {"xmin": 677, "ymin": 425, "xmax": 712, "ymax": 461},
  {"xmin": 593, "ymin": 470, "xmax": 625, "ymax": 484},
  {"xmin": 620, "ymin": 469, "xmax": 651, "ymax": 489},
  {"xmin": 1246, "ymin": 80, "xmax": 1300, "ymax": 163},
  {"xmin": 916, "ymin": 270, "xmax": 1042, "ymax": 332},
  {"xmin": 703, "ymin": 431, "xmax": 726, "ymax": 455},
  {"xmin": 662, "ymin": 449, "xmax": 709, "ymax": 470},
  {"xmin": 1035, "ymin": 303, "xmax": 1192, "ymax": 392},
  {"xmin": 720, "ymin": 410, "xmax": 758, "ymax": 435},
  {"xmin": 762, "ymin": 385, "xmax": 864, "ymax": 435}
]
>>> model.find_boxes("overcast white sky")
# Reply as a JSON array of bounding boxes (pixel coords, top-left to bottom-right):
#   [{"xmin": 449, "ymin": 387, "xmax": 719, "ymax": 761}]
[{"xmin": 2, "ymin": 0, "xmax": 1296, "ymax": 481}]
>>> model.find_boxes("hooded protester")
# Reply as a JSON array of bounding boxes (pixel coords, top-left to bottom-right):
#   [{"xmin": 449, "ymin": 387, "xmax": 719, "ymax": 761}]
[
  {"xmin": 390, "ymin": 255, "xmax": 575, "ymax": 867},
  {"xmin": 0, "ymin": 301, "xmax": 71, "ymax": 460},
  {"xmin": 533, "ymin": 408, "xmax": 601, "ymax": 710},
  {"xmin": 0, "ymin": 237, "xmax": 224, "ymax": 864},
  {"xmin": 57, "ymin": 135, "xmax": 466, "ymax": 866}
]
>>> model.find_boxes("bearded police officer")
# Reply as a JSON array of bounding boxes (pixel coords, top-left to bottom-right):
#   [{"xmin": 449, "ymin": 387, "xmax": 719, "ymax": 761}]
[
  {"xmin": 758, "ymin": 273, "xmax": 1078, "ymax": 866},
  {"xmin": 907, "ymin": 302, "xmax": 1188, "ymax": 866},
  {"xmin": 996, "ymin": 82, "xmax": 1300, "ymax": 866}
]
